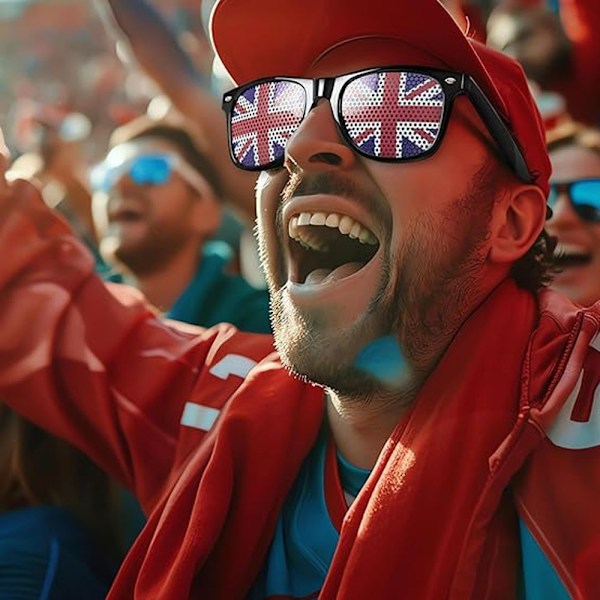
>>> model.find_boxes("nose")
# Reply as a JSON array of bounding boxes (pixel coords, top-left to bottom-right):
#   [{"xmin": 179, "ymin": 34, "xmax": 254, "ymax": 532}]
[
  {"xmin": 284, "ymin": 100, "xmax": 357, "ymax": 173},
  {"xmin": 112, "ymin": 170, "xmax": 141, "ymax": 195}
]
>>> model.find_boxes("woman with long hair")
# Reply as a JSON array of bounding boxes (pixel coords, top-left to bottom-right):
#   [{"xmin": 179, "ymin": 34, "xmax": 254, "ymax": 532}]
[{"xmin": 0, "ymin": 402, "xmax": 125, "ymax": 599}]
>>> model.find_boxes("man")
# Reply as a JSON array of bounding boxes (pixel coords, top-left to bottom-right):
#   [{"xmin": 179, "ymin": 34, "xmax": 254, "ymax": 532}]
[
  {"xmin": 95, "ymin": 0, "xmax": 268, "ymax": 287},
  {"xmin": 546, "ymin": 121, "xmax": 600, "ymax": 306},
  {"xmin": 1, "ymin": 1, "xmax": 600, "ymax": 598},
  {"xmin": 92, "ymin": 115, "xmax": 271, "ymax": 331},
  {"xmin": 96, "ymin": 0, "xmax": 259, "ymax": 225}
]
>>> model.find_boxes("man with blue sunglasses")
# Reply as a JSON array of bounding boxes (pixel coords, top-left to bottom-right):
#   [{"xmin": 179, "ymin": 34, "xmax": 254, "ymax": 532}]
[
  {"xmin": 2, "ymin": 1, "xmax": 600, "ymax": 599},
  {"xmin": 91, "ymin": 115, "xmax": 271, "ymax": 334},
  {"xmin": 546, "ymin": 122, "xmax": 600, "ymax": 307}
]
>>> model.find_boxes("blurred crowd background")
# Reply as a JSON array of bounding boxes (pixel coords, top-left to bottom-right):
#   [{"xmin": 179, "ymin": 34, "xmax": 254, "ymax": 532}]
[
  {"xmin": 0, "ymin": 0, "xmax": 214, "ymax": 162},
  {"xmin": 0, "ymin": 0, "xmax": 594, "ymax": 167}
]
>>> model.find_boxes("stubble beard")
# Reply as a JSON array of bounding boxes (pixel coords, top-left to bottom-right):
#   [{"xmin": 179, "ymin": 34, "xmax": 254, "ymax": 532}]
[
  {"xmin": 263, "ymin": 161, "xmax": 497, "ymax": 403},
  {"xmin": 112, "ymin": 226, "xmax": 195, "ymax": 277}
]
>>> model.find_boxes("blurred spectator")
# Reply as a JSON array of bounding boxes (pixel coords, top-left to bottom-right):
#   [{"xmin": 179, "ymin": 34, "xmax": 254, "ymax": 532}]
[
  {"xmin": 92, "ymin": 114, "xmax": 272, "ymax": 332},
  {"xmin": 96, "ymin": 0, "xmax": 268, "ymax": 290},
  {"xmin": 0, "ymin": 403, "xmax": 123, "ymax": 600},
  {"xmin": 96, "ymin": 0, "xmax": 258, "ymax": 225},
  {"xmin": 546, "ymin": 121, "xmax": 600, "ymax": 305},
  {"xmin": 0, "ymin": 1, "xmax": 155, "ymax": 162},
  {"xmin": 487, "ymin": 0, "xmax": 600, "ymax": 125}
]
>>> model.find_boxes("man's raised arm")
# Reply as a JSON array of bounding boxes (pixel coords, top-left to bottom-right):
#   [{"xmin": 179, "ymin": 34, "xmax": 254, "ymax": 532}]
[
  {"xmin": 96, "ymin": 0, "xmax": 258, "ymax": 223},
  {"xmin": 0, "ymin": 149, "xmax": 231, "ymax": 513}
]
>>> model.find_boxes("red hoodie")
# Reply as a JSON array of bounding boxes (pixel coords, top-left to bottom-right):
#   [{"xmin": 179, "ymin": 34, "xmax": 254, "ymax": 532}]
[{"xmin": 1, "ymin": 180, "xmax": 600, "ymax": 598}]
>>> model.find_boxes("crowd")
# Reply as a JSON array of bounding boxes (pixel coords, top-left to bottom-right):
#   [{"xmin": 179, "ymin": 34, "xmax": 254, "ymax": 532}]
[{"xmin": 1, "ymin": 0, "xmax": 600, "ymax": 598}]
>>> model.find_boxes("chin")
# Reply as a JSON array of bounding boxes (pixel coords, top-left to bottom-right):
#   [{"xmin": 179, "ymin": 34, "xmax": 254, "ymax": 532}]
[
  {"xmin": 278, "ymin": 338, "xmax": 410, "ymax": 400},
  {"xmin": 271, "ymin": 287, "xmax": 405, "ymax": 397}
]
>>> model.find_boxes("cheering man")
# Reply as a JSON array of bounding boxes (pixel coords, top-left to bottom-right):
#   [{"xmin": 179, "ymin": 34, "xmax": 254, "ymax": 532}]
[{"xmin": 1, "ymin": 1, "xmax": 599, "ymax": 598}]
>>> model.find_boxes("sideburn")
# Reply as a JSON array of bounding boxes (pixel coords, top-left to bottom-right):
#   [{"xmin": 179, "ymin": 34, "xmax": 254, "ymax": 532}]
[{"xmin": 388, "ymin": 159, "xmax": 499, "ymax": 370}]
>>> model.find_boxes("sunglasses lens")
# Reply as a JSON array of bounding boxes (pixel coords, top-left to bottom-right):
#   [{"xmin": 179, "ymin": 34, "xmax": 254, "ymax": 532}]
[
  {"xmin": 547, "ymin": 185, "xmax": 559, "ymax": 208},
  {"xmin": 340, "ymin": 71, "xmax": 445, "ymax": 160},
  {"xmin": 130, "ymin": 156, "xmax": 171, "ymax": 185},
  {"xmin": 570, "ymin": 180, "xmax": 600, "ymax": 221},
  {"xmin": 230, "ymin": 80, "xmax": 306, "ymax": 169}
]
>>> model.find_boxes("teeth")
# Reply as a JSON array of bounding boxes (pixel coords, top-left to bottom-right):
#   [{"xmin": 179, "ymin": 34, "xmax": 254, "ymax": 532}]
[
  {"xmin": 349, "ymin": 223, "xmax": 362, "ymax": 239},
  {"xmin": 325, "ymin": 213, "xmax": 340, "ymax": 228},
  {"xmin": 309, "ymin": 212, "xmax": 327, "ymax": 226},
  {"xmin": 288, "ymin": 211, "xmax": 378, "ymax": 250},
  {"xmin": 338, "ymin": 215, "xmax": 354, "ymax": 235},
  {"xmin": 298, "ymin": 212, "xmax": 311, "ymax": 226},
  {"xmin": 555, "ymin": 243, "xmax": 588, "ymax": 255},
  {"xmin": 358, "ymin": 229, "xmax": 372, "ymax": 244},
  {"xmin": 288, "ymin": 216, "xmax": 299, "ymax": 239}
]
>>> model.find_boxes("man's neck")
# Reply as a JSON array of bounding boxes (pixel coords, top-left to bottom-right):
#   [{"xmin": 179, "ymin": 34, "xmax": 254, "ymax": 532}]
[
  {"xmin": 325, "ymin": 390, "xmax": 413, "ymax": 470},
  {"xmin": 324, "ymin": 278, "xmax": 514, "ymax": 471},
  {"xmin": 134, "ymin": 248, "xmax": 200, "ymax": 312}
]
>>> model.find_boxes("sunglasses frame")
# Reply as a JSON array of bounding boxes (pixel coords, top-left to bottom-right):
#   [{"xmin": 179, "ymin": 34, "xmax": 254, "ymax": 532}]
[
  {"xmin": 92, "ymin": 151, "xmax": 210, "ymax": 196},
  {"xmin": 548, "ymin": 178, "xmax": 600, "ymax": 222},
  {"xmin": 222, "ymin": 66, "xmax": 531, "ymax": 183}
]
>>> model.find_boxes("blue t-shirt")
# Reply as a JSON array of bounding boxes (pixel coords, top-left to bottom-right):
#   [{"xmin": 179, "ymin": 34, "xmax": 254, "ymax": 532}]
[
  {"xmin": 0, "ymin": 505, "xmax": 116, "ymax": 600},
  {"xmin": 248, "ymin": 431, "xmax": 573, "ymax": 600},
  {"xmin": 248, "ymin": 430, "xmax": 369, "ymax": 599}
]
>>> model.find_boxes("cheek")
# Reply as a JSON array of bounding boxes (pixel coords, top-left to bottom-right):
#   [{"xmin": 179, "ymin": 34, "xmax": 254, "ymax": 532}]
[
  {"xmin": 256, "ymin": 171, "xmax": 287, "ymax": 228},
  {"xmin": 590, "ymin": 226, "xmax": 600, "ymax": 252},
  {"xmin": 150, "ymin": 196, "xmax": 190, "ymax": 226}
]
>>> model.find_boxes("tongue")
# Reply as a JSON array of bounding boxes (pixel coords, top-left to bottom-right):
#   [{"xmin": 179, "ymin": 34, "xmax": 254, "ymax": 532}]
[{"xmin": 304, "ymin": 262, "xmax": 363, "ymax": 285}]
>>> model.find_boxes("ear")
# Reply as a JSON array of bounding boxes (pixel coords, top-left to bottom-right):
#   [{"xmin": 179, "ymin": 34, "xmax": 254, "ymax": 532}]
[{"xmin": 488, "ymin": 184, "xmax": 547, "ymax": 264}]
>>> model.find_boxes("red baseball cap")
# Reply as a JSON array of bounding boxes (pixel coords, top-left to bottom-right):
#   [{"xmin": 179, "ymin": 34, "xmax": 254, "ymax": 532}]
[{"xmin": 210, "ymin": 0, "xmax": 550, "ymax": 196}]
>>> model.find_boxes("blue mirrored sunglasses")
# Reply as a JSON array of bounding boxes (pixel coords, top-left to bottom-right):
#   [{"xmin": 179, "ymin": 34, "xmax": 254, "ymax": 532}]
[
  {"xmin": 91, "ymin": 154, "xmax": 178, "ymax": 192},
  {"xmin": 548, "ymin": 178, "xmax": 600, "ymax": 222}
]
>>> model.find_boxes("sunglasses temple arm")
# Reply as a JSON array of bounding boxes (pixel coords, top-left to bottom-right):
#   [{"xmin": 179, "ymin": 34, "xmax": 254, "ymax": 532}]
[{"xmin": 464, "ymin": 78, "xmax": 532, "ymax": 185}]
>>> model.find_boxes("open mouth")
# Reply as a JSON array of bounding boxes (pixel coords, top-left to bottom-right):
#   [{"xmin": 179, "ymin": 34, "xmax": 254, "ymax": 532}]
[
  {"xmin": 554, "ymin": 253, "xmax": 592, "ymax": 268},
  {"xmin": 287, "ymin": 211, "xmax": 380, "ymax": 285},
  {"xmin": 554, "ymin": 244, "xmax": 592, "ymax": 269}
]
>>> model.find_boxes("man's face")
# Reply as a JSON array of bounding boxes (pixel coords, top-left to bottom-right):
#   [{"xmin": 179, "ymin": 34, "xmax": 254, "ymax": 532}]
[
  {"xmin": 255, "ymin": 43, "xmax": 502, "ymax": 397},
  {"xmin": 94, "ymin": 137, "xmax": 216, "ymax": 276},
  {"xmin": 547, "ymin": 144, "xmax": 600, "ymax": 306}
]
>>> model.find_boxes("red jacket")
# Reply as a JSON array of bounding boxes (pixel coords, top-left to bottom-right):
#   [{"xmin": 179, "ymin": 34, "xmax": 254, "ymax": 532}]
[{"xmin": 2, "ymin": 181, "xmax": 600, "ymax": 598}]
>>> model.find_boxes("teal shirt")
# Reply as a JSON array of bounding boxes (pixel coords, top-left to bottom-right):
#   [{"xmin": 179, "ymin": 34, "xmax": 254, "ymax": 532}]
[
  {"xmin": 166, "ymin": 241, "xmax": 271, "ymax": 333},
  {"xmin": 249, "ymin": 432, "xmax": 573, "ymax": 599},
  {"xmin": 249, "ymin": 430, "xmax": 370, "ymax": 599}
]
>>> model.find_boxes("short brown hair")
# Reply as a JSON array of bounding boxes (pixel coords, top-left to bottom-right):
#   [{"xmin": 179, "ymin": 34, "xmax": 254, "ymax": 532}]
[{"xmin": 110, "ymin": 115, "xmax": 223, "ymax": 199}]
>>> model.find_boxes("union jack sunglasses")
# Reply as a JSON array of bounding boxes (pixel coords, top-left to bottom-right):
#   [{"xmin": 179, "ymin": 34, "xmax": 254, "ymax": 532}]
[{"xmin": 221, "ymin": 66, "xmax": 531, "ymax": 182}]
